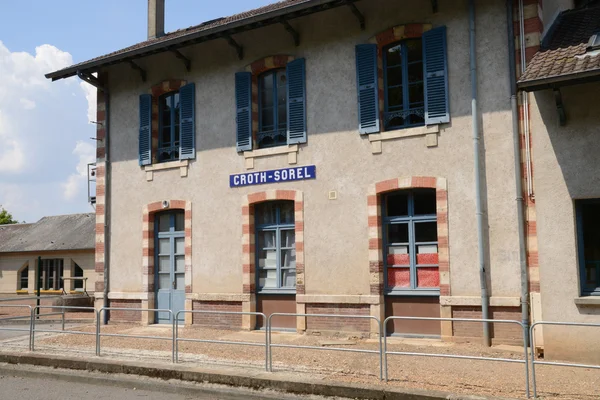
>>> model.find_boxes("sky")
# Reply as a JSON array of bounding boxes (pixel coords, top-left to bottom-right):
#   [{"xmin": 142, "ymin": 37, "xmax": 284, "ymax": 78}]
[{"xmin": 0, "ymin": 0, "xmax": 274, "ymax": 223}]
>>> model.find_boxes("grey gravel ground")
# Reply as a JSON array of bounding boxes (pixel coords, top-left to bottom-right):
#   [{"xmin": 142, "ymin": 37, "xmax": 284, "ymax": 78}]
[{"xmin": 2, "ymin": 321, "xmax": 599, "ymax": 400}]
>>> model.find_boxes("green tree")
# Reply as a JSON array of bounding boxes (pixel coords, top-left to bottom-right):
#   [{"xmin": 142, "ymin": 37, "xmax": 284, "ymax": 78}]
[{"xmin": 0, "ymin": 206, "xmax": 18, "ymax": 225}]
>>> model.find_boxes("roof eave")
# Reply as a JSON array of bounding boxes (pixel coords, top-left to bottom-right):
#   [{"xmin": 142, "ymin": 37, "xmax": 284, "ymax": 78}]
[
  {"xmin": 518, "ymin": 68, "xmax": 600, "ymax": 91},
  {"xmin": 46, "ymin": 0, "xmax": 350, "ymax": 81}
]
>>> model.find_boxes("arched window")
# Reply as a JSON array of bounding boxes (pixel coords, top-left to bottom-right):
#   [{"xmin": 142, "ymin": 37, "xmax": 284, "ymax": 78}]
[
  {"xmin": 158, "ymin": 91, "xmax": 180, "ymax": 162},
  {"xmin": 383, "ymin": 39, "xmax": 425, "ymax": 130},
  {"xmin": 383, "ymin": 189, "xmax": 439, "ymax": 293},
  {"xmin": 258, "ymin": 69, "xmax": 287, "ymax": 148},
  {"xmin": 255, "ymin": 201, "xmax": 296, "ymax": 291},
  {"xmin": 17, "ymin": 263, "xmax": 28, "ymax": 290}
]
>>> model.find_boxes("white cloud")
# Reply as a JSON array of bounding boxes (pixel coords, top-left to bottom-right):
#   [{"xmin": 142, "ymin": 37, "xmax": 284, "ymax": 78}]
[
  {"xmin": 62, "ymin": 141, "xmax": 96, "ymax": 201},
  {"xmin": 19, "ymin": 98, "xmax": 36, "ymax": 110},
  {"xmin": 0, "ymin": 40, "xmax": 96, "ymax": 222},
  {"xmin": 80, "ymin": 80, "xmax": 97, "ymax": 123}
]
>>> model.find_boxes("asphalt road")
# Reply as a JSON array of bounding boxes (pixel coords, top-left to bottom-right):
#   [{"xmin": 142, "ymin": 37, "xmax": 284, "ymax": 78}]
[{"xmin": 0, "ymin": 364, "xmax": 349, "ymax": 400}]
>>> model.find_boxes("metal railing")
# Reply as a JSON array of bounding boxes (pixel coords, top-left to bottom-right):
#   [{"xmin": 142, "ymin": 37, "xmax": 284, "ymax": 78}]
[
  {"xmin": 0, "ymin": 305, "xmax": 33, "ymax": 350},
  {"xmin": 31, "ymin": 306, "xmax": 98, "ymax": 351},
  {"xmin": 530, "ymin": 321, "xmax": 600, "ymax": 398},
  {"xmin": 268, "ymin": 313, "xmax": 383, "ymax": 380},
  {"xmin": 383, "ymin": 316, "xmax": 530, "ymax": 398},
  {"xmin": 175, "ymin": 310, "xmax": 268, "ymax": 370},
  {"xmin": 96, "ymin": 307, "xmax": 175, "ymax": 360}
]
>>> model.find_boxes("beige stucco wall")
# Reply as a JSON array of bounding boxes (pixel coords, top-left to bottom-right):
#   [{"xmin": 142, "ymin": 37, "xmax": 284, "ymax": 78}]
[
  {"xmin": 104, "ymin": 0, "xmax": 522, "ymax": 302},
  {"xmin": 0, "ymin": 251, "xmax": 96, "ymax": 294},
  {"xmin": 530, "ymin": 82, "xmax": 600, "ymax": 363}
]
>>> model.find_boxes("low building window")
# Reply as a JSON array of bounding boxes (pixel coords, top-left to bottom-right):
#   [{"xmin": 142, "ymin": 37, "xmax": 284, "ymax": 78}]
[
  {"xmin": 41, "ymin": 259, "xmax": 64, "ymax": 291},
  {"xmin": 383, "ymin": 189, "xmax": 439, "ymax": 294},
  {"xmin": 255, "ymin": 201, "xmax": 296, "ymax": 291},
  {"xmin": 73, "ymin": 263, "xmax": 84, "ymax": 290},
  {"xmin": 158, "ymin": 91, "xmax": 180, "ymax": 162},
  {"xmin": 18, "ymin": 264, "xmax": 28, "ymax": 290},
  {"xmin": 576, "ymin": 200, "xmax": 600, "ymax": 295}
]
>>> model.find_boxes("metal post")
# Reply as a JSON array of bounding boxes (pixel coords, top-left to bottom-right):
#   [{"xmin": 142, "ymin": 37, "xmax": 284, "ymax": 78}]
[
  {"xmin": 96, "ymin": 309, "xmax": 102, "ymax": 356},
  {"xmin": 172, "ymin": 313, "xmax": 176, "ymax": 363},
  {"xmin": 174, "ymin": 312, "xmax": 179, "ymax": 363},
  {"xmin": 268, "ymin": 314, "xmax": 273, "ymax": 372},
  {"xmin": 36, "ymin": 257, "xmax": 42, "ymax": 317},
  {"xmin": 530, "ymin": 324, "xmax": 538, "ymax": 398},
  {"xmin": 523, "ymin": 323, "xmax": 531, "ymax": 398},
  {"xmin": 28, "ymin": 307, "xmax": 34, "ymax": 351},
  {"xmin": 31, "ymin": 307, "xmax": 37, "ymax": 351},
  {"xmin": 378, "ymin": 318, "xmax": 383, "ymax": 381},
  {"xmin": 384, "ymin": 318, "xmax": 389, "ymax": 382},
  {"xmin": 61, "ymin": 306, "xmax": 66, "ymax": 331}
]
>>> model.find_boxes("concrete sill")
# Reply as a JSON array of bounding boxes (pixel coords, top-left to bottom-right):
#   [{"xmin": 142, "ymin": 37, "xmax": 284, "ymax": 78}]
[
  {"xmin": 574, "ymin": 296, "xmax": 600, "ymax": 307},
  {"xmin": 144, "ymin": 160, "xmax": 189, "ymax": 181},
  {"xmin": 369, "ymin": 124, "xmax": 440, "ymax": 153},
  {"xmin": 243, "ymin": 145, "xmax": 298, "ymax": 170}
]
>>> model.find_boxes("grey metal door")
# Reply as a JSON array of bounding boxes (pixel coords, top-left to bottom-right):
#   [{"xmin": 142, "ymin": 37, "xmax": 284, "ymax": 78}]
[{"xmin": 155, "ymin": 211, "xmax": 185, "ymax": 323}]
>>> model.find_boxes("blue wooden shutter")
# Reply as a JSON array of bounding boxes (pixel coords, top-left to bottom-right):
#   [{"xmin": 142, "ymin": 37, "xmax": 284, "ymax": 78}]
[
  {"xmin": 355, "ymin": 44, "xmax": 380, "ymax": 134},
  {"xmin": 423, "ymin": 26, "xmax": 450, "ymax": 125},
  {"xmin": 179, "ymin": 82, "xmax": 196, "ymax": 160},
  {"xmin": 235, "ymin": 72, "xmax": 252, "ymax": 152},
  {"xmin": 139, "ymin": 94, "xmax": 152, "ymax": 166},
  {"xmin": 286, "ymin": 58, "xmax": 307, "ymax": 144}
]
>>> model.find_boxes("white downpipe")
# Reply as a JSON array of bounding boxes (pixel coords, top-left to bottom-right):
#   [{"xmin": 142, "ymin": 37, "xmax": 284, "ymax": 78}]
[{"xmin": 519, "ymin": 0, "xmax": 534, "ymax": 199}]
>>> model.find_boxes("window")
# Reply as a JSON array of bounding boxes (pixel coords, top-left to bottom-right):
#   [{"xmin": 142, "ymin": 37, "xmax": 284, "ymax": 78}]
[
  {"xmin": 255, "ymin": 201, "xmax": 296, "ymax": 291},
  {"xmin": 73, "ymin": 263, "xmax": 84, "ymax": 290},
  {"xmin": 576, "ymin": 200, "xmax": 600, "ymax": 295},
  {"xmin": 258, "ymin": 69, "xmax": 288, "ymax": 148},
  {"xmin": 18, "ymin": 264, "xmax": 28, "ymax": 290},
  {"xmin": 384, "ymin": 39, "xmax": 425, "ymax": 130},
  {"xmin": 41, "ymin": 259, "xmax": 64, "ymax": 291},
  {"xmin": 383, "ymin": 190, "xmax": 439, "ymax": 293},
  {"xmin": 158, "ymin": 91, "xmax": 180, "ymax": 162}
]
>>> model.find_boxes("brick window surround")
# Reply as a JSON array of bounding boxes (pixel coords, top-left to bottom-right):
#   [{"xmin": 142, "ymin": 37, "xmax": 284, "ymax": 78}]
[
  {"xmin": 149, "ymin": 79, "xmax": 187, "ymax": 164},
  {"xmin": 245, "ymin": 55, "xmax": 295, "ymax": 148},
  {"xmin": 142, "ymin": 200, "xmax": 192, "ymax": 296},
  {"xmin": 368, "ymin": 177, "xmax": 449, "ymax": 296},
  {"xmin": 241, "ymin": 190, "xmax": 304, "ymax": 329},
  {"xmin": 369, "ymin": 24, "xmax": 432, "ymax": 131}
]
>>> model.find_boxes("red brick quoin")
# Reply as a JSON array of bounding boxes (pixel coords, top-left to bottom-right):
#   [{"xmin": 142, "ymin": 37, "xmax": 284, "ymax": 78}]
[{"xmin": 368, "ymin": 177, "xmax": 449, "ymax": 296}]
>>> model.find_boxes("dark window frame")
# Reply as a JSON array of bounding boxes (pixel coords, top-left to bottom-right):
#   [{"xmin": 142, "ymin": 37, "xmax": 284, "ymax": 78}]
[
  {"xmin": 18, "ymin": 264, "xmax": 28, "ymax": 290},
  {"xmin": 383, "ymin": 38, "xmax": 426, "ymax": 131},
  {"xmin": 383, "ymin": 189, "xmax": 439, "ymax": 295},
  {"xmin": 576, "ymin": 199, "xmax": 600, "ymax": 296},
  {"xmin": 41, "ymin": 259, "xmax": 64, "ymax": 291},
  {"xmin": 158, "ymin": 91, "xmax": 181, "ymax": 162},
  {"xmin": 258, "ymin": 69, "xmax": 287, "ymax": 149},
  {"xmin": 255, "ymin": 201, "xmax": 296, "ymax": 293}
]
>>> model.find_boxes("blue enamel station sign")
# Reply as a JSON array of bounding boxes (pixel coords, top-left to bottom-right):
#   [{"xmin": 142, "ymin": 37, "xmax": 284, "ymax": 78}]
[{"xmin": 230, "ymin": 165, "xmax": 316, "ymax": 188}]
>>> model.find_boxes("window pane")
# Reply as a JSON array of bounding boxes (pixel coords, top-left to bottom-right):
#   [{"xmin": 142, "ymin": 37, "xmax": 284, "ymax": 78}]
[
  {"xmin": 281, "ymin": 230, "xmax": 295, "ymax": 248},
  {"xmin": 258, "ymin": 250, "xmax": 277, "ymax": 269},
  {"xmin": 175, "ymin": 212, "xmax": 184, "ymax": 232},
  {"xmin": 417, "ymin": 267, "xmax": 439, "ymax": 288},
  {"xmin": 259, "ymin": 269, "xmax": 277, "ymax": 289},
  {"xmin": 585, "ymin": 263, "xmax": 598, "ymax": 286},
  {"xmin": 386, "ymin": 66, "xmax": 403, "ymax": 87},
  {"xmin": 281, "ymin": 250, "xmax": 296, "ymax": 268},
  {"xmin": 158, "ymin": 238, "xmax": 170, "ymax": 255},
  {"xmin": 417, "ymin": 246, "xmax": 439, "ymax": 265},
  {"xmin": 261, "ymin": 108, "xmax": 275, "ymax": 131},
  {"xmin": 414, "ymin": 190, "xmax": 436, "ymax": 215},
  {"xmin": 387, "ymin": 245, "xmax": 410, "ymax": 266},
  {"xmin": 409, "ymin": 82, "xmax": 425, "ymax": 105},
  {"xmin": 279, "ymin": 202, "xmax": 294, "ymax": 224},
  {"xmin": 260, "ymin": 73, "xmax": 274, "ymax": 106},
  {"xmin": 387, "ymin": 223, "xmax": 409, "ymax": 244},
  {"xmin": 387, "ymin": 86, "xmax": 404, "ymax": 109},
  {"xmin": 175, "ymin": 256, "xmax": 185, "ymax": 273},
  {"xmin": 406, "ymin": 39, "xmax": 423, "ymax": 63},
  {"xmin": 408, "ymin": 62, "xmax": 423, "ymax": 84},
  {"xmin": 162, "ymin": 127, "xmax": 171, "ymax": 145},
  {"xmin": 158, "ymin": 256, "xmax": 170, "ymax": 273},
  {"xmin": 175, "ymin": 273, "xmax": 185, "ymax": 290},
  {"xmin": 175, "ymin": 237, "xmax": 184, "ymax": 254},
  {"xmin": 258, "ymin": 231, "xmax": 276, "ymax": 249},
  {"xmin": 386, "ymin": 192, "xmax": 409, "ymax": 217},
  {"xmin": 386, "ymin": 44, "xmax": 403, "ymax": 66},
  {"xmin": 158, "ymin": 214, "xmax": 170, "ymax": 232},
  {"xmin": 158, "ymin": 274, "xmax": 170, "ymax": 290},
  {"xmin": 415, "ymin": 222, "xmax": 438, "ymax": 242},
  {"xmin": 278, "ymin": 105, "xmax": 287, "ymax": 129},
  {"xmin": 282, "ymin": 270, "xmax": 296, "ymax": 288},
  {"xmin": 173, "ymin": 93, "xmax": 180, "ymax": 109},
  {"xmin": 277, "ymin": 70, "xmax": 287, "ymax": 89},
  {"xmin": 256, "ymin": 203, "xmax": 277, "ymax": 225},
  {"xmin": 388, "ymin": 267, "xmax": 410, "ymax": 288},
  {"xmin": 174, "ymin": 125, "xmax": 180, "ymax": 146}
]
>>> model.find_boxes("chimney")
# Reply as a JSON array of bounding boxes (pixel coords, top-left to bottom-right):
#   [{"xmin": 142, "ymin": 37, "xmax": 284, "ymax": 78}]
[{"xmin": 148, "ymin": 0, "xmax": 165, "ymax": 40}]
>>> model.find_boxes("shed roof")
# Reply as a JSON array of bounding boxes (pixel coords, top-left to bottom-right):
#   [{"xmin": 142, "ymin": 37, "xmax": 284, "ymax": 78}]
[
  {"xmin": 518, "ymin": 3, "xmax": 600, "ymax": 91},
  {"xmin": 0, "ymin": 213, "xmax": 95, "ymax": 253},
  {"xmin": 46, "ymin": 0, "xmax": 356, "ymax": 81}
]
